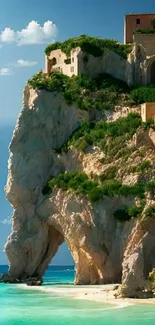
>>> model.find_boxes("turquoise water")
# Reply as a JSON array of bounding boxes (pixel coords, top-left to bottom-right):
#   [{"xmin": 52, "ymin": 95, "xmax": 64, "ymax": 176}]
[{"xmin": 0, "ymin": 266, "xmax": 155, "ymax": 325}]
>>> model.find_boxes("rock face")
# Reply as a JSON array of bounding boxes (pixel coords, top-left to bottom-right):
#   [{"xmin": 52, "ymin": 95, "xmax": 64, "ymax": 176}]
[{"xmin": 2, "ymin": 85, "xmax": 155, "ymax": 296}]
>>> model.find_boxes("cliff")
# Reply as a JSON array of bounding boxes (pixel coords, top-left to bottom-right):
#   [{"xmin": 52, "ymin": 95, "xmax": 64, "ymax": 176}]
[{"xmin": 1, "ymin": 81, "xmax": 155, "ymax": 298}]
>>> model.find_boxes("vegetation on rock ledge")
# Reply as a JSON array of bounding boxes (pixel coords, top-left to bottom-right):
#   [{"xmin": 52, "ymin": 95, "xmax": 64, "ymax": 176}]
[
  {"xmin": 64, "ymin": 113, "xmax": 142, "ymax": 155},
  {"xmin": 28, "ymin": 71, "xmax": 131, "ymax": 111},
  {"xmin": 28, "ymin": 71, "xmax": 155, "ymax": 111},
  {"xmin": 44, "ymin": 35, "xmax": 132, "ymax": 59}
]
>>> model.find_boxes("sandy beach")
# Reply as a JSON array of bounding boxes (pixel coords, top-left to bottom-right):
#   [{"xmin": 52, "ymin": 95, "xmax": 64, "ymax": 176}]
[{"xmin": 20, "ymin": 284, "xmax": 155, "ymax": 306}]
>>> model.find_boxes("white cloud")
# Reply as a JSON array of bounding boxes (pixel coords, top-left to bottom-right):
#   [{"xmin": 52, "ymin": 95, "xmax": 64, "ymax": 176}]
[
  {"xmin": 1, "ymin": 27, "xmax": 16, "ymax": 43},
  {"xmin": 15, "ymin": 59, "xmax": 38, "ymax": 67},
  {"xmin": 0, "ymin": 20, "xmax": 57, "ymax": 46},
  {"xmin": 0, "ymin": 217, "xmax": 11, "ymax": 224},
  {"xmin": 0, "ymin": 68, "xmax": 12, "ymax": 76}
]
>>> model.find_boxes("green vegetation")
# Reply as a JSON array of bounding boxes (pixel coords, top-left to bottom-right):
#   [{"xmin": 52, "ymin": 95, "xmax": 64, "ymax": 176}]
[
  {"xmin": 134, "ymin": 28, "xmax": 155, "ymax": 34},
  {"xmin": 43, "ymin": 170, "xmax": 154, "ymax": 203},
  {"xmin": 28, "ymin": 71, "xmax": 131, "ymax": 112},
  {"xmin": 145, "ymin": 180, "xmax": 155, "ymax": 194},
  {"xmin": 100, "ymin": 166, "xmax": 117, "ymax": 181},
  {"xmin": 151, "ymin": 18, "xmax": 155, "ymax": 30},
  {"xmin": 114, "ymin": 203, "xmax": 145, "ymax": 222},
  {"xmin": 130, "ymin": 86, "xmax": 155, "ymax": 104},
  {"xmin": 45, "ymin": 35, "xmax": 132, "ymax": 59},
  {"xmin": 145, "ymin": 204, "xmax": 155, "ymax": 218},
  {"xmin": 28, "ymin": 69, "xmax": 155, "ymax": 111},
  {"xmin": 67, "ymin": 113, "xmax": 141, "ymax": 160},
  {"xmin": 129, "ymin": 160, "xmax": 151, "ymax": 173}
]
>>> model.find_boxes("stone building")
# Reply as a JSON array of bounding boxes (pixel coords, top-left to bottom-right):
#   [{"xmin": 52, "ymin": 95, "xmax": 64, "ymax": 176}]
[
  {"xmin": 45, "ymin": 46, "xmax": 134, "ymax": 86},
  {"xmin": 45, "ymin": 48, "xmax": 80, "ymax": 77},
  {"xmin": 124, "ymin": 13, "xmax": 155, "ymax": 44},
  {"xmin": 45, "ymin": 13, "xmax": 155, "ymax": 86},
  {"xmin": 141, "ymin": 102, "xmax": 155, "ymax": 122}
]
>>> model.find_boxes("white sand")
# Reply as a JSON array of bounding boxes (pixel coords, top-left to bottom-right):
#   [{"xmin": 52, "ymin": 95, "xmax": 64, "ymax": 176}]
[{"xmin": 19, "ymin": 283, "xmax": 155, "ymax": 306}]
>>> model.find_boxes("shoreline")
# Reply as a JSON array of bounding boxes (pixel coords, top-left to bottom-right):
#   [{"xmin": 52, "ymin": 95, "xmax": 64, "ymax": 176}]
[{"xmin": 19, "ymin": 283, "xmax": 155, "ymax": 306}]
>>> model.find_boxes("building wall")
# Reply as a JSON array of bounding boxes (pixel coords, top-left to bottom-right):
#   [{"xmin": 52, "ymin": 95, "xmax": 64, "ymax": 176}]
[
  {"xmin": 125, "ymin": 14, "xmax": 155, "ymax": 44},
  {"xmin": 133, "ymin": 34, "xmax": 155, "ymax": 56},
  {"xmin": 141, "ymin": 102, "xmax": 155, "ymax": 122},
  {"xmin": 141, "ymin": 103, "xmax": 146, "ymax": 121},
  {"xmin": 78, "ymin": 49, "xmax": 134, "ymax": 86},
  {"xmin": 45, "ymin": 48, "xmax": 81, "ymax": 77}
]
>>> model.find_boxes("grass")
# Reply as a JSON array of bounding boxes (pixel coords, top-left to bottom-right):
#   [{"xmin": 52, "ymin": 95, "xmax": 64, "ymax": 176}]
[{"xmin": 44, "ymin": 35, "xmax": 132, "ymax": 59}]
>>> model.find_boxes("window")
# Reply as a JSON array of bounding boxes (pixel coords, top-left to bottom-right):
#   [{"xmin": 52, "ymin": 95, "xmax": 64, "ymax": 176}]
[
  {"xmin": 64, "ymin": 58, "xmax": 71, "ymax": 64},
  {"xmin": 70, "ymin": 66, "xmax": 74, "ymax": 73},
  {"xmin": 136, "ymin": 18, "xmax": 140, "ymax": 25},
  {"xmin": 51, "ymin": 57, "xmax": 57, "ymax": 66},
  {"xmin": 72, "ymin": 57, "xmax": 74, "ymax": 63}
]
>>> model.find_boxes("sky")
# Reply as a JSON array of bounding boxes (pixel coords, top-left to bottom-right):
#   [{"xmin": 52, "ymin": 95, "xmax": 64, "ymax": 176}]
[{"xmin": 0, "ymin": 0, "xmax": 155, "ymax": 265}]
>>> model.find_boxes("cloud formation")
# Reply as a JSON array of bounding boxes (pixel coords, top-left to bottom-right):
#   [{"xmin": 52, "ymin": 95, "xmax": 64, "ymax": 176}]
[
  {"xmin": 0, "ymin": 20, "xmax": 57, "ymax": 45},
  {"xmin": 0, "ymin": 216, "xmax": 11, "ymax": 224},
  {"xmin": 0, "ymin": 59, "xmax": 38, "ymax": 76},
  {"xmin": 15, "ymin": 59, "xmax": 38, "ymax": 67},
  {"xmin": 0, "ymin": 68, "xmax": 12, "ymax": 76}
]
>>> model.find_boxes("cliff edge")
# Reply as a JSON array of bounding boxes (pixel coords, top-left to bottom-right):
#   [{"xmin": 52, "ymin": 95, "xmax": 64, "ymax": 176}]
[{"xmin": 1, "ymin": 76, "xmax": 155, "ymax": 298}]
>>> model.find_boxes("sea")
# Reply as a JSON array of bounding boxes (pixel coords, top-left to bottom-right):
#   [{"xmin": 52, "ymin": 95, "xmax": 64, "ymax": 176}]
[{"xmin": 0, "ymin": 265, "xmax": 155, "ymax": 325}]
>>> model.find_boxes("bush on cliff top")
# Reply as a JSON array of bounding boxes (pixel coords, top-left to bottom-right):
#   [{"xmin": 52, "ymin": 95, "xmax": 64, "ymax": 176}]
[
  {"xmin": 44, "ymin": 35, "xmax": 132, "ymax": 59},
  {"xmin": 28, "ymin": 71, "xmax": 130, "ymax": 111},
  {"xmin": 130, "ymin": 86, "xmax": 155, "ymax": 104}
]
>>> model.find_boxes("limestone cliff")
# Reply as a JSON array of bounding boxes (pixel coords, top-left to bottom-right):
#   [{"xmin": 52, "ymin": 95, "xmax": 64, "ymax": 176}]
[{"xmin": 1, "ymin": 84, "xmax": 155, "ymax": 298}]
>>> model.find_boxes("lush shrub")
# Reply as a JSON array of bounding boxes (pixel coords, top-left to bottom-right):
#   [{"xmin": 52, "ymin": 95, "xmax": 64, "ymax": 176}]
[
  {"xmin": 134, "ymin": 28, "xmax": 155, "ymax": 34},
  {"xmin": 69, "ymin": 113, "xmax": 141, "ymax": 157},
  {"xmin": 28, "ymin": 71, "xmax": 131, "ymax": 112},
  {"xmin": 45, "ymin": 35, "xmax": 132, "ymax": 59},
  {"xmin": 145, "ymin": 204, "xmax": 155, "ymax": 218},
  {"xmin": 130, "ymin": 86, "xmax": 155, "ymax": 104},
  {"xmin": 100, "ymin": 166, "xmax": 117, "ymax": 181},
  {"xmin": 127, "ymin": 205, "xmax": 143, "ymax": 218},
  {"xmin": 145, "ymin": 180, "xmax": 155, "ymax": 194},
  {"xmin": 130, "ymin": 160, "xmax": 151, "ymax": 173}
]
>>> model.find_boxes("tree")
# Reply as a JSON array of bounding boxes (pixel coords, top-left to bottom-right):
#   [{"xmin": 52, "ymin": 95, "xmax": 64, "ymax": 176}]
[{"xmin": 151, "ymin": 18, "xmax": 155, "ymax": 30}]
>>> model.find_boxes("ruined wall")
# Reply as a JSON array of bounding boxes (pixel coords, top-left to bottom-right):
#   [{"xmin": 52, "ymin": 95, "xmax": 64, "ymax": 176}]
[
  {"xmin": 134, "ymin": 34, "xmax": 155, "ymax": 56},
  {"xmin": 45, "ymin": 48, "xmax": 80, "ymax": 76},
  {"xmin": 78, "ymin": 49, "xmax": 134, "ymax": 86}
]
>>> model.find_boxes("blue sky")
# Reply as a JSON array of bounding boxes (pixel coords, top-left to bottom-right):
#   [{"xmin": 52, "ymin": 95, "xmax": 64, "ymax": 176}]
[{"xmin": 0, "ymin": 0, "xmax": 155, "ymax": 265}]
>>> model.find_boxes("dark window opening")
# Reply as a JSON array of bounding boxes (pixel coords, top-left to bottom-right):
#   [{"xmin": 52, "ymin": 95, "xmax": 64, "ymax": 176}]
[
  {"xmin": 136, "ymin": 18, "xmax": 140, "ymax": 25},
  {"xmin": 64, "ymin": 58, "xmax": 71, "ymax": 64},
  {"xmin": 51, "ymin": 57, "xmax": 57, "ymax": 66}
]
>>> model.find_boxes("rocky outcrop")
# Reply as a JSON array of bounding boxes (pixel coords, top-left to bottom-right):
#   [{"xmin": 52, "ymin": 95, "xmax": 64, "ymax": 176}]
[
  {"xmin": 119, "ymin": 209, "xmax": 155, "ymax": 297},
  {"xmin": 2, "ymin": 85, "xmax": 155, "ymax": 296}
]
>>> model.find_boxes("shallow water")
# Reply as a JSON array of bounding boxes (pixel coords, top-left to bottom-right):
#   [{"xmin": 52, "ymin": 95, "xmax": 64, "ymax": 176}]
[{"xmin": 0, "ymin": 265, "xmax": 155, "ymax": 325}]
